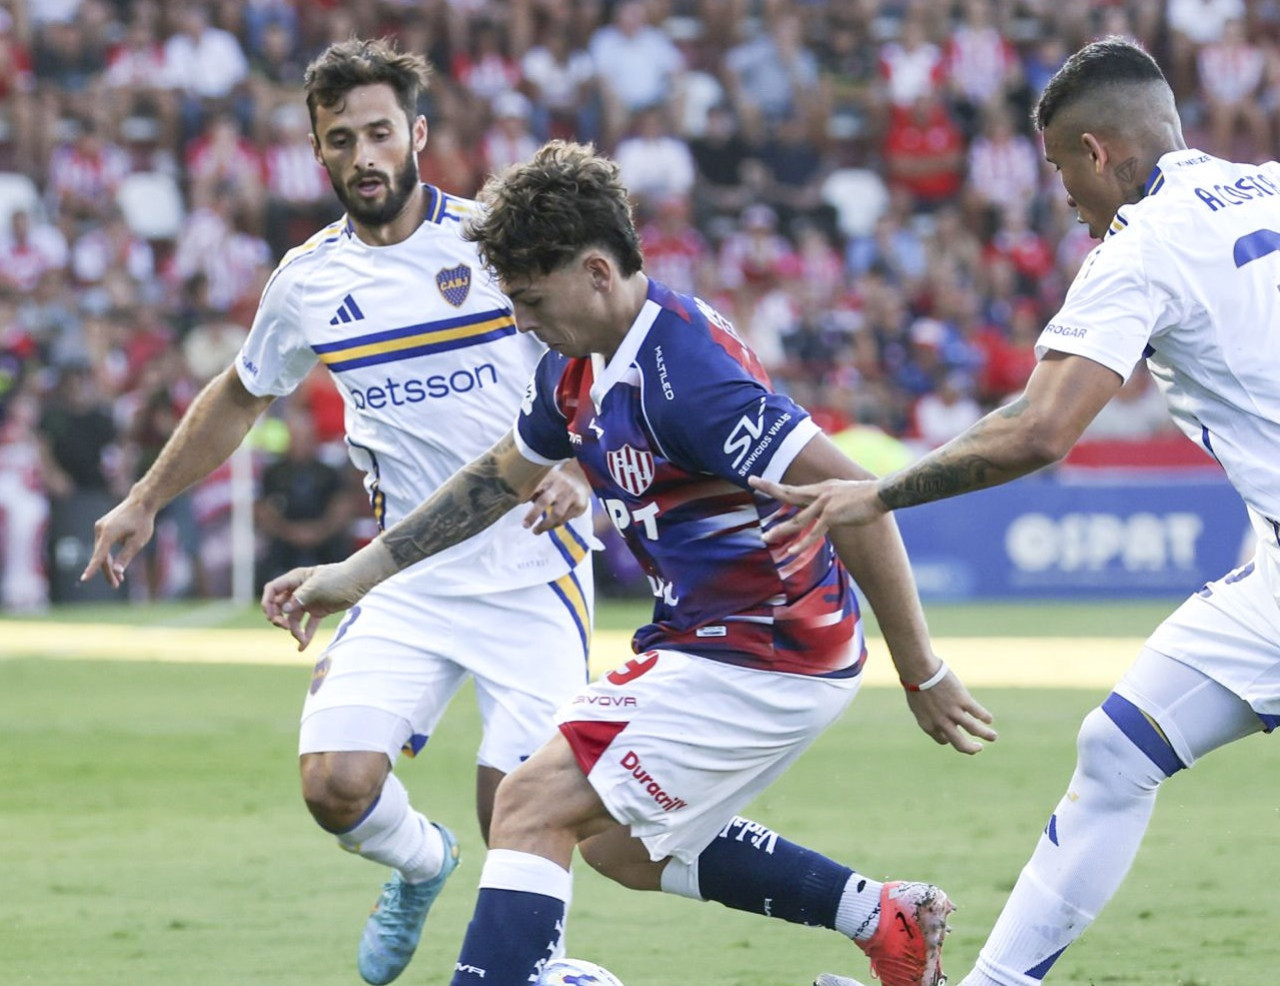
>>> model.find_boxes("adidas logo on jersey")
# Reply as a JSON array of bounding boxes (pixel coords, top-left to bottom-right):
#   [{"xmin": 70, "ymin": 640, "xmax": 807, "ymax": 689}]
[{"xmin": 329, "ymin": 293, "xmax": 365, "ymax": 325}]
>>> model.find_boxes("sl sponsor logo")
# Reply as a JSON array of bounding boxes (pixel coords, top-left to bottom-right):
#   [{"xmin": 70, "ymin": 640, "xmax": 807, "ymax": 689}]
[
  {"xmin": 437, "ymin": 263, "xmax": 471, "ymax": 307},
  {"xmin": 619, "ymin": 749, "xmax": 688, "ymax": 811},
  {"xmin": 606, "ymin": 443, "xmax": 655, "ymax": 496}
]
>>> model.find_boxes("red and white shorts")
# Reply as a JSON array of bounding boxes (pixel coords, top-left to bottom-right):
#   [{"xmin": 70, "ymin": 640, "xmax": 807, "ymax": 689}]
[{"xmin": 555, "ymin": 648, "xmax": 861, "ymax": 863}]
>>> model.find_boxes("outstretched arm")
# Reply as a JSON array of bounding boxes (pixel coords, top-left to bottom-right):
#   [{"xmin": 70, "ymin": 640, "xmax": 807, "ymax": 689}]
[
  {"xmin": 262, "ymin": 430, "xmax": 552, "ymax": 648},
  {"xmin": 753, "ymin": 352, "xmax": 1123, "ymax": 549},
  {"xmin": 778, "ymin": 431, "xmax": 998, "ymax": 754},
  {"xmin": 82, "ymin": 365, "xmax": 275, "ymax": 586}
]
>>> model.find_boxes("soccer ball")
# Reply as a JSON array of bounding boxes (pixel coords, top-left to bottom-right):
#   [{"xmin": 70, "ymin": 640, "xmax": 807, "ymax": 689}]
[{"xmin": 538, "ymin": 957, "xmax": 625, "ymax": 986}]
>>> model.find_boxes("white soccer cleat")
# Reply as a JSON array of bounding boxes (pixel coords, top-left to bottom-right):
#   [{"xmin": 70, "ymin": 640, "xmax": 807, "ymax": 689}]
[{"xmin": 814, "ymin": 975, "xmax": 870, "ymax": 986}]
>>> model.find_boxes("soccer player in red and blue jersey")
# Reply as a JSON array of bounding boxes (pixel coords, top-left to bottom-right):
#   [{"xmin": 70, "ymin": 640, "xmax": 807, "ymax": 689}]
[{"xmin": 263, "ymin": 141, "xmax": 996, "ymax": 986}]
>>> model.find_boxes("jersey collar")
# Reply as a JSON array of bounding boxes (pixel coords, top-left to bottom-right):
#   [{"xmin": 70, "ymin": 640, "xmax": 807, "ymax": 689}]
[{"xmin": 588, "ymin": 284, "xmax": 663, "ymax": 411}]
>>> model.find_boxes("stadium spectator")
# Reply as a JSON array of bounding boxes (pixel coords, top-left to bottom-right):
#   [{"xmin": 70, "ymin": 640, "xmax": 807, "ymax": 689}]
[
  {"xmin": 0, "ymin": 208, "xmax": 68, "ymax": 293},
  {"xmin": 965, "ymin": 105, "xmax": 1040, "ymax": 210},
  {"xmin": 755, "ymin": 114, "xmax": 832, "ymax": 232},
  {"xmin": 184, "ymin": 110, "xmax": 266, "ymax": 222},
  {"xmin": 1195, "ymin": 16, "xmax": 1271, "ymax": 162},
  {"xmin": 613, "ymin": 104, "xmax": 696, "ymax": 211},
  {"xmin": 519, "ymin": 23, "xmax": 598, "ymax": 142},
  {"xmin": 479, "ymin": 90, "xmax": 539, "ymax": 175},
  {"xmin": 882, "ymin": 90, "xmax": 965, "ymax": 211},
  {"xmin": 1167, "ymin": 0, "xmax": 1246, "ymax": 99},
  {"xmin": 254, "ymin": 405, "xmax": 355, "ymax": 592},
  {"xmin": 638, "ymin": 192, "xmax": 711, "ymax": 296},
  {"xmin": 261, "ymin": 102, "xmax": 333, "ymax": 260},
  {"xmin": 31, "ymin": 10, "xmax": 106, "ymax": 129},
  {"xmin": 101, "ymin": 14, "xmax": 180, "ymax": 155},
  {"xmin": 910, "ymin": 369, "xmax": 984, "ymax": 450},
  {"xmin": 162, "ymin": 1, "xmax": 251, "ymax": 140},
  {"xmin": 876, "ymin": 10, "xmax": 945, "ymax": 111},
  {"xmin": 0, "ymin": 8, "xmax": 36, "ymax": 170},
  {"xmin": 70, "ymin": 205, "xmax": 154, "ymax": 289},
  {"xmin": 451, "ymin": 17, "xmax": 521, "ymax": 119},
  {"xmin": 687, "ymin": 102, "xmax": 757, "ymax": 222},
  {"xmin": 0, "ymin": 384, "xmax": 49, "ymax": 612},
  {"xmin": 46, "ymin": 118, "xmax": 132, "ymax": 225},
  {"xmin": 416, "ymin": 119, "xmax": 482, "ymax": 199},
  {"xmin": 943, "ymin": 0, "xmax": 1023, "ymax": 138},
  {"xmin": 588, "ymin": 0, "xmax": 684, "ymax": 144},
  {"xmin": 723, "ymin": 9, "xmax": 824, "ymax": 142}
]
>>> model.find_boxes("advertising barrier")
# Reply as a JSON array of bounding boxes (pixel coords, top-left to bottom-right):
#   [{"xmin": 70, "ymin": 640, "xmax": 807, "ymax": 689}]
[{"xmin": 894, "ymin": 471, "xmax": 1250, "ymax": 600}]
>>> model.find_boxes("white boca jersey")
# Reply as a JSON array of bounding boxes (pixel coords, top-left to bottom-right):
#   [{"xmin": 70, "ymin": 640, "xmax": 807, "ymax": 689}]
[
  {"xmin": 1037, "ymin": 149, "xmax": 1280, "ymax": 525},
  {"xmin": 236, "ymin": 184, "xmax": 594, "ymax": 596}
]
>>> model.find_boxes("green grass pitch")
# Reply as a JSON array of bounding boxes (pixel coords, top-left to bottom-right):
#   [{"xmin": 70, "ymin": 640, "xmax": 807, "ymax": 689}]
[{"xmin": 2, "ymin": 599, "xmax": 1276, "ymax": 985}]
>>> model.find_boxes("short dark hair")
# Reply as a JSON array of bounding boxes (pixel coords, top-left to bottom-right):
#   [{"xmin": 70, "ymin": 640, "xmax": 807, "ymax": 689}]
[
  {"xmin": 1034, "ymin": 36, "xmax": 1168, "ymax": 131},
  {"xmin": 303, "ymin": 38, "xmax": 432, "ymax": 133},
  {"xmin": 464, "ymin": 141, "xmax": 644, "ymax": 281}
]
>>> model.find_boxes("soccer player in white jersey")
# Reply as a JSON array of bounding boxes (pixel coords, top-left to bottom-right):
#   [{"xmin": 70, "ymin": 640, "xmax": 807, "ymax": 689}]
[
  {"xmin": 81, "ymin": 40, "xmax": 595, "ymax": 986},
  {"xmin": 754, "ymin": 37, "xmax": 1280, "ymax": 985}
]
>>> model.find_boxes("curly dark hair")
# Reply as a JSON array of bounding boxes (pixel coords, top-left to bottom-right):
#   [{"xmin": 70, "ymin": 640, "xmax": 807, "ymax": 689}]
[
  {"xmin": 1034, "ymin": 36, "xmax": 1168, "ymax": 131},
  {"xmin": 463, "ymin": 141, "xmax": 644, "ymax": 282},
  {"xmin": 303, "ymin": 38, "xmax": 432, "ymax": 133}
]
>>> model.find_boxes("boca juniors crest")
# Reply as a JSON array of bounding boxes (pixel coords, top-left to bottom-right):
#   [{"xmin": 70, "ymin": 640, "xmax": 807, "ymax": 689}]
[
  {"xmin": 607, "ymin": 444, "xmax": 655, "ymax": 496},
  {"xmin": 436, "ymin": 264, "xmax": 471, "ymax": 307}
]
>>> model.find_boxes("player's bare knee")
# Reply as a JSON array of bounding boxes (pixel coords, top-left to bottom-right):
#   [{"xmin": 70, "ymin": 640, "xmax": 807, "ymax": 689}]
[{"xmin": 299, "ymin": 751, "xmax": 388, "ymax": 831}]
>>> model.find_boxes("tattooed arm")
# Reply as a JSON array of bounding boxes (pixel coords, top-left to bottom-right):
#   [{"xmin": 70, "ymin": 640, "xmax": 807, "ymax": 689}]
[
  {"xmin": 751, "ymin": 352, "xmax": 1122, "ymax": 548},
  {"xmin": 262, "ymin": 430, "xmax": 553, "ymax": 649},
  {"xmin": 383, "ymin": 431, "xmax": 551, "ymax": 569}
]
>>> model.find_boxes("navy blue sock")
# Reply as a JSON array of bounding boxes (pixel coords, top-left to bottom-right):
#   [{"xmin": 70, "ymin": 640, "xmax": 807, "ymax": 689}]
[
  {"xmin": 696, "ymin": 816, "xmax": 854, "ymax": 929},
  {"xmin": 450, "ymin": 887, "xmax": 565, "ymax": 986}
]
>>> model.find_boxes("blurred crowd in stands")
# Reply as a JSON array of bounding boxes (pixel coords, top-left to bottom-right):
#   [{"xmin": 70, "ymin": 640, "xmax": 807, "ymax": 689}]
[{"xmin": 0, "ymin": 0, "xmax": 1263, "ymax": 610}]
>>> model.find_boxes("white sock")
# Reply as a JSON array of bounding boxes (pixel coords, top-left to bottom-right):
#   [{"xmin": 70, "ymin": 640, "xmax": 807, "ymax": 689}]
[
  {"xmin": 659, "ymin": 856, "xmax": 701, "ymax": 900},
  {"xmin": 960, "ymin": 707, "xmax": 1166, "ymax": 985},
  {"xmin": 336, "ymin": 772, "xmax": 446, "ymax": 883},
  {"xmin": 834, "ymin": 873, "xmax": 884, "ymax": 941}
]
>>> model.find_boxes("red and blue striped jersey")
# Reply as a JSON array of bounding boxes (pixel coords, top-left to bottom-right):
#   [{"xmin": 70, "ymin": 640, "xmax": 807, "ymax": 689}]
[{"xmin": 515, "ymin": 280, "xmax": 864, "ymax": 677}]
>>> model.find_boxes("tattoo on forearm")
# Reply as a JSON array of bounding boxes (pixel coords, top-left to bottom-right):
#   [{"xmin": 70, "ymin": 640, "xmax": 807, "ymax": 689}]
[
  {"xmin": 878, "ymin": 398, "xmax": 1028, "ymax": 509},
  {"xmin": 879, "ymin": 455, "xmax": 998, "ymax": 508},
  {"xmin": 383, "ymin": 438, "xmax": 521, "ymax": 568}
]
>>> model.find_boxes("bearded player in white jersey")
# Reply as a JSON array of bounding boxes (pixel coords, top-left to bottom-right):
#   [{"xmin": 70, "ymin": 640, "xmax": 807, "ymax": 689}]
[
  {"xmin": 82, "ymin": 39, "xmax": 594, "ymax": 986},
  {"xmin": 754, "ymin": 38, "xmax": 1280, "ymax": 986}
]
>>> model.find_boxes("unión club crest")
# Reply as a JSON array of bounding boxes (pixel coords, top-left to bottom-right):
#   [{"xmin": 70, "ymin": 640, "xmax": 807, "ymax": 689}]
[
  {"xmin": 606, "ymin": 444, "xmax": 655, "ymax": 496},
  {"xmin": 436, "ymin": 264, "xmax": 471, "ymax": 307}
]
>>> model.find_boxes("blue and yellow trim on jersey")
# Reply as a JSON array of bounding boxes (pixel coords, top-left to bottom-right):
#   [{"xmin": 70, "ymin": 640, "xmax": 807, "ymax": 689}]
[
  {"xmin": 347, "ymin": 438, "xmax": 388, "ymax": 528},
  {"xmin": 547, "ymin": 525, "xmax": 593, "ymax": 659},
  {"xmin": 313, "ymin": 307, "xmax": 517, "ymax": 372}
]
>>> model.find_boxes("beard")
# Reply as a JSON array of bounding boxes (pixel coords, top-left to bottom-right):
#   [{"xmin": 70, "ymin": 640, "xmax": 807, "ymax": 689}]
[{"xmin": 329, "ymin": 148, "xmax": 420, "ymax": 228}]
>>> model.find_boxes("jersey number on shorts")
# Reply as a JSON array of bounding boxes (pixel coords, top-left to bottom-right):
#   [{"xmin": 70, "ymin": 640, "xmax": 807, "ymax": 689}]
[{"xmin": 607, "ymin": 652, "xmax": 659, "ymax": 685}]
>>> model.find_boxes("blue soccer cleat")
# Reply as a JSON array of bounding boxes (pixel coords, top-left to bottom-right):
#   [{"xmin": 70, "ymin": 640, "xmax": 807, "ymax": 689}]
[{"xmin": 357, "ymin": 823, "xmax": 461, "ymax": 985}]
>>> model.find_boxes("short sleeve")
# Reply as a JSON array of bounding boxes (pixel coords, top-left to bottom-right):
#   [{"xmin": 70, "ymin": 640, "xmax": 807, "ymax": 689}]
[
  {"xmin": 513, "ymin": 351, "xmax": 575, "ymax": 465},
  {"xmin": 1036, "ymin": 228, "xmax": 1182, "ymax": 382},
  {"xmin": 235, "ymin": 265, "xmax": 318, "ymax": 397},
  {"xmin": 649, "ymin": 332, "xmax": 818, "ymax": 486}
]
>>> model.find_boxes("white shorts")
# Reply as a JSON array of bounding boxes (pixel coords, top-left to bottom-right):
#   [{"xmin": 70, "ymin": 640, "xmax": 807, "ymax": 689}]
[
  {"xmin": 1145, "ymin": 526, "xmax": 1280, "ymax": 723},
  {"xmin": 299, "ymin": 561, "xmax": 593, "ymax": 773},
  {"xmin": 554, "ymin": 648, "xmax": 861, "ymax": 864}
]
